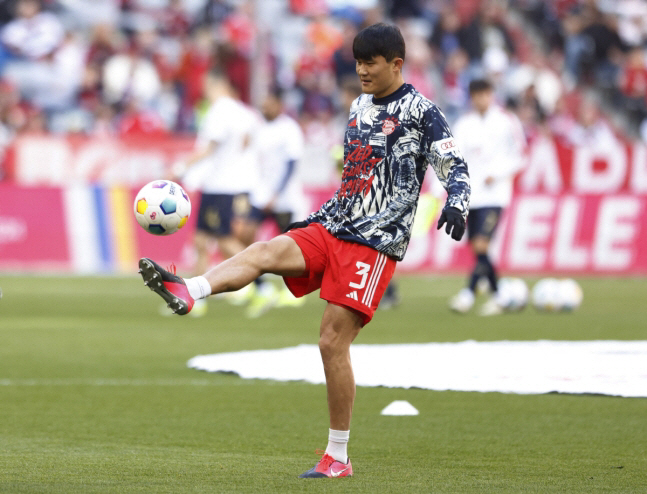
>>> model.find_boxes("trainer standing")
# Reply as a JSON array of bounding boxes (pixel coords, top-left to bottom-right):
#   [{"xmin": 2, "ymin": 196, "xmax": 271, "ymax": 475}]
[
  {"xmin": 139, "ymin": 24, "xmax": 470, "ymax": 477},
  {"xmin": 449, "ymin": 79, "xmax": 526, "ymax": 316}
]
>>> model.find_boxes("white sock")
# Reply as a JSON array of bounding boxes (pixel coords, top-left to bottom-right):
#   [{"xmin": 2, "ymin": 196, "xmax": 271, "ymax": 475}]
[
  {"xmin": 325, "ymin": 429, "xmax": 349, "ymax": 464},
  {"xmin": 184, "ymin": 276, "xmax": 212, "ymax": 300}
]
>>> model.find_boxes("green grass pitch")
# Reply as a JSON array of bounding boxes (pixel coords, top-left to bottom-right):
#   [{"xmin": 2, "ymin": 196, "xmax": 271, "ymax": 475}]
[{"xmin": 0, "ymin": 275, "xmax": 646, "ymax": 493}]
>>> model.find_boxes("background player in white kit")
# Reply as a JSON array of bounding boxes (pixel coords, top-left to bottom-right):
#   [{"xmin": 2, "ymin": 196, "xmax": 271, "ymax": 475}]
[
  {"xmin": 240, "ymin": 88, "xmax": 310, "ymax": 317},
  {"xmin": 173, "ymin": 70, "xmax": 260, "ymax": 316},
  {"xmin": 449, "ymin": 79, "xmax": 526, "ymax": 316}
]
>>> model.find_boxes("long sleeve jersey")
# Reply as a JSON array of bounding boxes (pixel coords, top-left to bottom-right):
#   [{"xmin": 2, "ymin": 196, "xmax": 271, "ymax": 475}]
[{"xmin": 307, "ymin": 83, "xmax": 470, "ymax": 261}]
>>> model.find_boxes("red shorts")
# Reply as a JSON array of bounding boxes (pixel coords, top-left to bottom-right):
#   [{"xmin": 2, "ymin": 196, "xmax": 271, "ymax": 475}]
[{"xmin": 283, "ymin": 223, "xmax": 396, "ymax": 325}]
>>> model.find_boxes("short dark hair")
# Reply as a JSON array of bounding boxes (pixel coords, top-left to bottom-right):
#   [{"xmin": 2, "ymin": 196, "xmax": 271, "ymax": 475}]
[
  {"xmin": 468, "ymin": 78, "xmax": 493, "ymax": 94},
  {"xmin": 267, "ymin": 86, "xmax": 284, "ymax": 101},
  {"xmin": 207, "ymin": 68, "xmax": 228, "ymax": 81},
  {"xmin": 352, "ymin": 23, "xmax": 405, "ymax": 62}
]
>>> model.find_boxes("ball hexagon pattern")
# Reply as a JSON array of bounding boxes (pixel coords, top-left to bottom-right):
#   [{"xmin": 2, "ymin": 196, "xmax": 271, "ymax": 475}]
[{"xmin": 160, "ymin": 198, "xmax": 177, "ymax": 215}]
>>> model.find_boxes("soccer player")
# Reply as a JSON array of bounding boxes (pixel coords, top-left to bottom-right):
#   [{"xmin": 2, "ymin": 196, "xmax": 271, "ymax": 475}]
[
  {"xmin": 336, "ymin": 78, "xmax": 402, "ymax": 310},
  {"xmin": 139, "ymin": 23, "xmax": 470, "ymax": 478},
  {"xmin": 239, "ymin": 88, "xmax": 309, "ymax": 317},
  {"xmin": 172, "ymin": 69, "xmax": 260, "ymax": 316},
  {"xmin": 449, "ymin": 79, "xmax": 526, "ymax": 316}
]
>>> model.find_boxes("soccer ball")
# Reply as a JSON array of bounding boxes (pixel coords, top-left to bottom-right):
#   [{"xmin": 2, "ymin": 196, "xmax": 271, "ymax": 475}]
[
  {"xmin": 557, "ymin": 278, "xmax": 583, "ymax": 311},
  {"xmin": 531, "ymin": 278, "xmax": 561, "ymax": 312},
  {"xmin": 133, "ymin": 180, "xmax": 191, "ymax": 235},
  {"xmin": 497, "ymin": 277, "xmax": 528, "ymax": 312},
  {"xmin": 532, "ymin": 278, "xmax": 583, "ymax": 312}
]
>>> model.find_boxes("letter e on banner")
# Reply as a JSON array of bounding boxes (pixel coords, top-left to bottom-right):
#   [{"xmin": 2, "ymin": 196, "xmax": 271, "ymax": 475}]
[
  {"xmin": 508, "ymin": 196, "xmax": 555, "ymax": 269},
  {"xmin": 593, "ymin": 197, "xmax": 641, "ymax": 270},
  {"xmin": 552, "ymin": 196, "xmax": 589, "ymax": 269}
]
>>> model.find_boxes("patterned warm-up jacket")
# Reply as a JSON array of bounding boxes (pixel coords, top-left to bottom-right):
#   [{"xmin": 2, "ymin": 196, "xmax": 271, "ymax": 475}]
[{"xmin": 307, "ymin": 83, "xmax": 471, "ymax": 261}]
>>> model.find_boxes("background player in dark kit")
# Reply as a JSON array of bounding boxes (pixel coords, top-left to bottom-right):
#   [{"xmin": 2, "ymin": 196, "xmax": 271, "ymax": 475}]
[{"xmin": 138, "ymin": 23, "xmax": 470, "ymax": 478}]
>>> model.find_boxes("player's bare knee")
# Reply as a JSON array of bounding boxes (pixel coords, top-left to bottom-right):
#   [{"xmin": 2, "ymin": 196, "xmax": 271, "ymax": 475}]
[
  {"xmin": 318, "ymin": 333, "xmax": 336, "ymax": 362},
  {"xmin": 318, "ymin": 325, "xmax": 347, "ymax": 362},
  {"xmin": 471, "ymin": 236, "xmax": 490, "ymax": 254},
  {"xmin": 246, "ymin": 241, "xmax": 277, "ymax": 272}
]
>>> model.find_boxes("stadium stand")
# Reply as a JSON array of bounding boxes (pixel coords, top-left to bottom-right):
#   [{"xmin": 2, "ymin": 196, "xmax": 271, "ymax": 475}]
[{"xmin": 0, "ymin": 0, "xmax": 646, "ymax": 181}]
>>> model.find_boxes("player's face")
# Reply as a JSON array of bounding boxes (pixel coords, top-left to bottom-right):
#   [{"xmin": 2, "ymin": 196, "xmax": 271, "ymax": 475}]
[
  {"xmin": 356, "ymin": 55, "xmax": 403, "ymax": 99},
  {"xmin": 203, "ymin": 75, "xmax": 227, "ymax": 102},
  {"xmin": 261, "ymin": 95, "xmax": 281, "ymax": 121},
  {"xmin": 17, "ymin": 0, "xmax": 39, "ymax": 18},
  {"xmin": 471, "ymin": 89, "xmax": 494, "ymax": 114}
]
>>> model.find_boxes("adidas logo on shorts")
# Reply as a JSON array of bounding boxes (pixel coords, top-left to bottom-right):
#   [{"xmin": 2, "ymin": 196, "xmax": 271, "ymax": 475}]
[{"xmin": 346, "ymin": 291, "xmax": 359, "ymax": 301}]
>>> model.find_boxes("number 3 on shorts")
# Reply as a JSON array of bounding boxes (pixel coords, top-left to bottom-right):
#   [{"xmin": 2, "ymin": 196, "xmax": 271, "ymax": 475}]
[{"xmin": 349, "ymin": 261, "xmax": 371, "ymax": 290}]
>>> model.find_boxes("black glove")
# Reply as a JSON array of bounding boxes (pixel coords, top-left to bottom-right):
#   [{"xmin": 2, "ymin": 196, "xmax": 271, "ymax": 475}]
[
  {"xmin": 283, "ymin": 220, "xmax": 310, "ymax": 233},
  {"xmin": 437, "ymin": 207, "xmax": 465, "ymax": 241}
]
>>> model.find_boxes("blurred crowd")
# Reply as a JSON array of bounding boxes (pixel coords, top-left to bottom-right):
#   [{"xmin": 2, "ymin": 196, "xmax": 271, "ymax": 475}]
[
  {"xmin": 1, "ymin": 0, "xmax": 647, "ymax": 183},
  {"xmin": 516, "ymin": 0, "xmax": 647, "ymax": 141}
]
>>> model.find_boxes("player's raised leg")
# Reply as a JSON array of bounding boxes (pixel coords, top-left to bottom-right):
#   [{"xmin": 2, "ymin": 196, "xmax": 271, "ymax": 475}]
[
  {"xmin": 201, "ymin": 235, "xmax": 306, "ymax": 292},
  {"xmin": 139, "ymin": 235, "xmax": 306, "ymax": 314}
]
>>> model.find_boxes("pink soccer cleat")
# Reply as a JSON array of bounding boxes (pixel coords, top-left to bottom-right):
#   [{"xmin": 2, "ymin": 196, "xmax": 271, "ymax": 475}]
[
  {"xmin": 138, "ymin": 258, "xmax": 194, "ymax": 315},
  {"xmin": 299, "ymin": 452, "xmax": 353, "ymax": 478}
]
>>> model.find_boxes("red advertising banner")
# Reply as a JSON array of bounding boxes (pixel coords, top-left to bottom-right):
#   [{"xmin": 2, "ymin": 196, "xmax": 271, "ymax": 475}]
[
  {"xmin": 401, "ymin": 194, "xmax": 646, "ymax": 274},
  {"xmin": 0, "ymin": 184, "xmax": 70, "ymax": 270},
  {"xmin": 7, "ymin": 133, "xmax": 647, "ymax": 194},
  {"xmin": 519, "ymin": 135, "xmax": 647, "ymax": 194},
  {"xmin": 0, "ymin": 134, "xmax": 646, "ymax": 274},
  {"xmin": 7, "ymin": 134, "xmax": 194, "ymax": 185}
]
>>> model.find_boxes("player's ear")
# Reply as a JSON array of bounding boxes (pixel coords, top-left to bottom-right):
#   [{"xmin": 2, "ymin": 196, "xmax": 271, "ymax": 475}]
[{"xmin": 392, "ymin": 58, "xmax": 404, "ymax": 72}]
